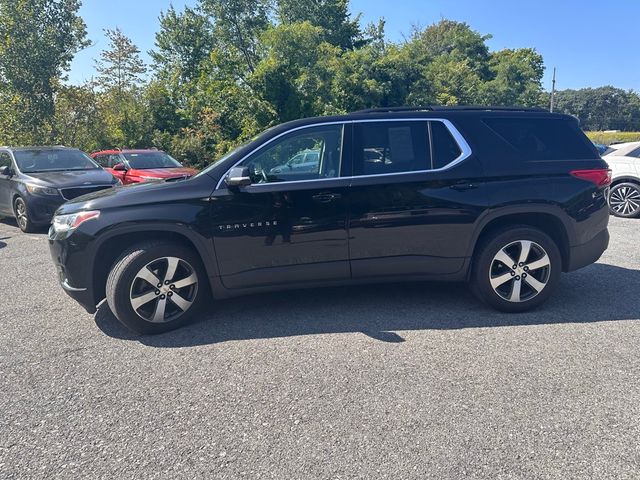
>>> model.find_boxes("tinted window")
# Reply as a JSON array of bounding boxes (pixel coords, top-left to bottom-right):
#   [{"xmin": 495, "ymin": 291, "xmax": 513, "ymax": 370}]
[
  {"xmin": 122, "ymin": 152, "xmax": 182, "ymax": 169},
  {"xmin": 484, "ymin": 118, "xmax": 597, "ymax": 161},
  {"xmin": 0, "ymin": 152, "xmax": 11, "ymax": 169},
  {"xmin": 242, "ymin": 125, "xmax": 343, "ymax": 183},
  {"xmin": 14, "ymin": 150, "xmax": 99, "ymax": 173},
  {"xmin": 628, "ymin": 147, "xmax": 640, "ymax": 159},
  {"xmin": 354, "ymin": 122, "xmax": 430, "ymax": 176},
  {"xmin": 431, "ymin": 121, "xmax": 462, "ymax": 169},
  {"xmin": 94, "ymin": 154, "xmax": 109, "ymax": 167}
]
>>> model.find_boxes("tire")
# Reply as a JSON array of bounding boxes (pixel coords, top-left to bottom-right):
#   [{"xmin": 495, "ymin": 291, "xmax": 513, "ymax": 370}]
[
  {"xmin": 470, "ymin": 226, "xmax": 562, "ymax": 313},
  {"xmin": 106, "ymin": 241, "xmax": 209, "ymax": 334},
  {"xmin": 608, "ymin": 182, "xmax": 640, "ymax": 218},
  {"xmin": 14, "ymin": 196, "xmax": 37, "ymax": 233}
]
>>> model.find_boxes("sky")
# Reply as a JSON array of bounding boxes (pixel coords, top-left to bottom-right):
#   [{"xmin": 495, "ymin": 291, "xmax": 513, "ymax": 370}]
[{"xmin": 69, "ymin": 0, "xmax": 640, "ymax": 92}]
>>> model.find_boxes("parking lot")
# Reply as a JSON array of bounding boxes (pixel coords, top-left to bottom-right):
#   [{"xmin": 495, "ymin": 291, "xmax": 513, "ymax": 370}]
[{"xmin": 0, "ymin": 216, "xmax": 638, "ymax": 479}]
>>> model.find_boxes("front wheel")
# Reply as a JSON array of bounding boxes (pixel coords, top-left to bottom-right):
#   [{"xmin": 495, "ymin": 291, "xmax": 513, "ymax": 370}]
[
  {"xmin": 471, "ymin": 227, "xmax": 562, "ymax": 312},
  {"xmin": 106, "ymin": 241, "xmax": 208, "ymax": 334},
  {"xmin": 608, "ymin": 182, "xmax": 640, "ymax": 218},
  {"xmin": 14, "ymin": 197, "xmax": 37, "ymax": 233}
]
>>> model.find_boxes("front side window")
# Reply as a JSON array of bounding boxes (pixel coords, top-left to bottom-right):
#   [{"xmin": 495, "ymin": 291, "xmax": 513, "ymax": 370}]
[
  {"xmin": 122, "ymin": 151, "xmax": 182, "ymax": 169},
  {"xmin": 94, "ymin": 154, "xmax": 109, "ymax": 167},
  {"xmin": 0, "ymin": 152, "xmax": 11, "ymax": 169},
  {"xmin": 242, "ymin": 124, "xmax": 343, "ymax": 184},
  {"xmin": 14, "ymin": 150, "xmax": 99, "ymax": 173}
]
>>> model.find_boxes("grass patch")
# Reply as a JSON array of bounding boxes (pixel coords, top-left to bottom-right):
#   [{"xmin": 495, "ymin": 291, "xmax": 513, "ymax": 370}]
[{"xmin": 586, "ymin": 131, "xmax": 640, "ymax": 145}]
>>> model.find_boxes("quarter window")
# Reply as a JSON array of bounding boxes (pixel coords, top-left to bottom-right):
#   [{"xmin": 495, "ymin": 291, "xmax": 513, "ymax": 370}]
[
  {"xmin": 430, "ymin": 121, "xmax": 462, "ymax": 169},
  {"xmin": 242, "ymin": 125, "xmax": 343, "ymax": 183}
]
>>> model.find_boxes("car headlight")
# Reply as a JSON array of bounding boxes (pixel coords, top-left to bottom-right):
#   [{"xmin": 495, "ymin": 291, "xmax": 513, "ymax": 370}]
[
  {"xmin": 26, "ymin": 183, "xmax": 59, "ymax": 196},
  {"xmin": 52, "ymin": 210, "xmax": 100, "ymax": 233}
]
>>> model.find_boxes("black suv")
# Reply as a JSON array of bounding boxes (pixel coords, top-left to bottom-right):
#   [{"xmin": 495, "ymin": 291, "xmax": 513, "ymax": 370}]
[
  {"xmin": 48, "ymin": 107, "xmax": 610, "ymax": 334},
  {"xmin": 0, "ymin": 146, "xmax": 118, "ymax": 232}
]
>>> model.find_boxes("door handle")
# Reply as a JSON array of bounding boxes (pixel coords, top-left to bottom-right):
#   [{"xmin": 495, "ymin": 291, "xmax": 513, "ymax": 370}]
[
  {"xmin": 450, "ymin": 183, "xmax": 477, "ymax": 191},
  {"xmin": 312, "ymin": 192, "xmax": 342, "ymax": 203}
]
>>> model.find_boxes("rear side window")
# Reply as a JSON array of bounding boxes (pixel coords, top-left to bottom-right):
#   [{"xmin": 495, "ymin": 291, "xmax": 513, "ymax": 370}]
[
  {"xmin": 353, "ymin": 122, "xmax": 431, "ymax": 176},
  {"xmin": 484, "ymin": 118, "xmax": 597, "ymax": 161}
]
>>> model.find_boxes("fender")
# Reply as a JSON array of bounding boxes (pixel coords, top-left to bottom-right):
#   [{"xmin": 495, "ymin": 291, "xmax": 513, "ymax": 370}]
[
  {"xmin": 465, "ymin": 203, "xmax": 575, "ymax": 259},
  {"xmin": 89, "ymin": 220, "xmax": 221, "ymax": 279}
]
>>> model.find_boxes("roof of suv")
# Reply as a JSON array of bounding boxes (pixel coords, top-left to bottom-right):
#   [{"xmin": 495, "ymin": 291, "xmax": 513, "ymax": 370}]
[{"xmin": 2, "ymin": 146, "xmax": 78, "ymax": 151}]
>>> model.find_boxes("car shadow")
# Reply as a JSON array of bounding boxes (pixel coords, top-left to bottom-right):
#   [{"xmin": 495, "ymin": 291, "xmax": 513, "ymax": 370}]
[{"xmin": 94, "ymin": 262, "xmax": 640, "ymax": 347}]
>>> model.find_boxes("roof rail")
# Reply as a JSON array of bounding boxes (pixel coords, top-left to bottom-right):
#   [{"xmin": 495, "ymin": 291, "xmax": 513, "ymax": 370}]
[{"xmin": 353, "ymin": 105, "xmax": 549, "ymax": 114}]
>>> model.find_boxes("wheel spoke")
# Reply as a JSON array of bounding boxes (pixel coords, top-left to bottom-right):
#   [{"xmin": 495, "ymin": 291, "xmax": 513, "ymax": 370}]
[
  {"xmin": 173, "ymin": 272, "xmax": 197, "ymax": 289},
  {"xmin": 131, "ymin": 291, "xmax": 157, "ymax": 310},
  {"xmin": 518, "ymin": 240, "xmax": 532, "ymax": 264},
  {"xmin": 494, "ymin": 248, "xmax": 515, "ymax": 268},
  {"xmin": 136, "ymin": 267, "xmax": 161, "ymax": 288},
  {"xmin": 525, "ymin": 254, "xmax": 550, "ymax": 271},
  {"xmin": 152, "ymin": 298, "xmax": 168, "ymax": 322},
  {"xmin": 164, "ymin": 257, "xmax": 179, "ymax": 283},
  {"xmin": 509, "ymin": 279, "xmax": 522, "ymax": 302},
  {"xmin": 169, "ymin": 291, "xmax": 193, "ymax": 312},
  {"xmin": 524, "ymin": 274, "xmax": 546, "ymax": 292},
  {"xmin": 490, "ymin": 272, "xmax": 514, "ymax": 289}
]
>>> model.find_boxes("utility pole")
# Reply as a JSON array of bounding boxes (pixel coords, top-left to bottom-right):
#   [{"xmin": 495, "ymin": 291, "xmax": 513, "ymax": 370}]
[{"xmin": 550, "ymin": 67, "xmax": 557, "ymax": 112}]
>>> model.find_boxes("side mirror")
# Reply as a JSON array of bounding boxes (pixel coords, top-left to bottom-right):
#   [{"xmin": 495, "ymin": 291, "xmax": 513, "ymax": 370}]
[
  {"xmin": 0, "ymin": 165, "xmax": 8, "ymax": 176},
  {"xmin": 225, "ymin": 166, "xmax": 252, "ymax": 187},
  {"xmin": 113, "ymin": 163, "xmax": 127, "ymax": 171}
]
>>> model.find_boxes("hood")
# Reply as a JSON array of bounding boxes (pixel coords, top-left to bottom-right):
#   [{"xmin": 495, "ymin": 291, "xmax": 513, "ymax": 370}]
[
  {"xmin": 130, "ymin": 167, "xmax": 198, "ymax": 178},
  {"xmin": 24, "ymin": 169, "xmax": 117, "ymax": 188},
  {"xmin": 54, "ymin": 174, "xmax": 212, "ymax": 215}
]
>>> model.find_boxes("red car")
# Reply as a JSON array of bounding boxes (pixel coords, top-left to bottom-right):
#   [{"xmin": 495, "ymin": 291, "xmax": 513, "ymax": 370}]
[{"xmin": 91, "ymin": 149, "xmax": 197, "ymax": 185}]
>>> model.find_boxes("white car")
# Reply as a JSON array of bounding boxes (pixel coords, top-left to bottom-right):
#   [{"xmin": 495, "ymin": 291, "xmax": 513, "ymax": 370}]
[{"xmin": 603, "ymin": 141, "xmax": 640, "ymax": 218}]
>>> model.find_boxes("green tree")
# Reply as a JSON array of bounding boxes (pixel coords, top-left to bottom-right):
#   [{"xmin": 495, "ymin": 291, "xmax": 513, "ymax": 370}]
[
  {"xmin": 0, "ymin": 0, "xmax": 88, "ymax": 144},
  {"xmin": 554, "ymin": 87, "xmax": 640, "ymax": 131},
  {"xmin": 277, "ymin": 0, "xmax": 362, "ymax": 50},
  {"xmin": 95, "ymin": 27, "xmax": 147, "ymax": 96}
]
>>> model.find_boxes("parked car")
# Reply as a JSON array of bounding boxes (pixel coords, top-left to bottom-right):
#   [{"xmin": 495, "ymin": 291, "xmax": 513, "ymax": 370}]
[
  {"xmin": 91, "ymin": 149, "xmax": 197, "ymax": 184},
  {"xmin": 0, "ymin": 146, "xmax": 118, "ymax": 232},
  {"xmin": 603, "ymin": 141, "xmax": 640, "ymax": 217},
  {"xmin": 269, "ymin": 149, "xmax": 320, "ymax": 176},
  {"xmin": 49, "ymin": 106, "xmax": 610, "ymax": 334}
]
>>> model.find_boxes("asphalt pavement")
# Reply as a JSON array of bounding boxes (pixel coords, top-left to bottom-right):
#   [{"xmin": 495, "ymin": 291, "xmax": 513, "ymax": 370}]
[{"xmin": 1, "ymin": 216, "xmax": 639, "ymax": 479}]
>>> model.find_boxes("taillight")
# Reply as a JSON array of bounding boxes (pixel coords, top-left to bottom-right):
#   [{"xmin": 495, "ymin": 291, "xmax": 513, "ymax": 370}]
[{"xmin": 570, "ymin": 169, "xmax": 612, "ymax": 187}]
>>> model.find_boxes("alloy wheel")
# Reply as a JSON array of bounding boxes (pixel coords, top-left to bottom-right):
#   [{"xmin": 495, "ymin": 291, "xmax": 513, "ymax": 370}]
[
  {"xmin": 609, "ymin": 184, "xmax": 640, "ymax": 217},
  {"xmin": 129, "ymin": 256, "xmax": 198, "ymax": 323},
  {"xmin": 15, "ymin": 199, "xmax": 28, "ymax": 230},
  {"xmin": 489, "ymin": 240, "xmax": 551, "ymax": 303}
]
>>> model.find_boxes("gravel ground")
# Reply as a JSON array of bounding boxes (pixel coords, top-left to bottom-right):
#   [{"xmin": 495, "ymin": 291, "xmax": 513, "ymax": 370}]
[{"xmin": 1, "ymin": 216, "xmax": 639, "ymax": 479}]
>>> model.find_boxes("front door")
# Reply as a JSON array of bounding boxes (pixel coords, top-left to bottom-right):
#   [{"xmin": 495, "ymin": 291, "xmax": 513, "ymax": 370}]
[
  {"xmin": 347, "ymin": 119, "xmax": 487, "ymax": 278},
  {"xmin": 211, "ymin": 123, "xmax": 351, "ymax": 289},
  {"xmin": 0, "ymin": 151, "xmax": 14, "ymax": 215}
]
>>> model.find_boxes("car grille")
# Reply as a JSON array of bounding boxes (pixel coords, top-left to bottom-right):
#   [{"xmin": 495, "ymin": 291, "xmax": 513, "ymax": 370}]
[{"xmin": 60, "ymin": 185, "xmax": 113, "ymax": 201}]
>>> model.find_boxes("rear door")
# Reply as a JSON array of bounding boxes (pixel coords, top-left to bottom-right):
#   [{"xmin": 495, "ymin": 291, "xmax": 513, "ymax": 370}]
[
  {"xmin": 347, "ymin": 119, "xmax": 487, "ymax": 278},
  {"xmin": 211, "ymin": 123, "xmax": 351, "ymax": 289}
]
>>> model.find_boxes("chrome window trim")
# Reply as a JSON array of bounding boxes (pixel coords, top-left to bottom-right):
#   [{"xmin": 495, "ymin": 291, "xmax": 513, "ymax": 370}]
[{"xmin": 215, "ymin": 118, "xmax": 472, "ymax": 190}]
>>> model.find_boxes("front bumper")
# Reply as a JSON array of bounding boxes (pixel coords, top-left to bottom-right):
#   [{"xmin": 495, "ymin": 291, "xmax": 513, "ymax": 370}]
[
  {"xmin": 26, "ymin": 194, "xmax": 65, "ymax": 225},
  {"xmin": 49, "ymin": 228, "xmax": 97, "ymax": 314},
  {"xmin": 567, "ymin": 228, "xmax": 609, "ymax": 272}
]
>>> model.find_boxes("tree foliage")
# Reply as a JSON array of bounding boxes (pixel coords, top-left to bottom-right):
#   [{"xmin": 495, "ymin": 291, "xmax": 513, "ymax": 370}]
[
  {"xmin": 1, "ymin": 0, "xmax": 638, "ymax": 167},
  {"xmin": 0, "ymin": 0, "xmax": 88, "ymax": 144}
]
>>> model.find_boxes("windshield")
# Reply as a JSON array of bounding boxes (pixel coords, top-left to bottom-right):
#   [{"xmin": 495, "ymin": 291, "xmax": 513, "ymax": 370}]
[
  {"xmin": 122, "ymin": 152, "xmax": 182, "ymax": 169},
  {"xmin": 14, "ymin": 150, "xmax": 99, "ymax": 173}
]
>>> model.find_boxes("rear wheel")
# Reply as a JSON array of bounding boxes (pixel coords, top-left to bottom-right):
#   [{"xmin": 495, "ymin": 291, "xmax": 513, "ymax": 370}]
[
  {"xmin": 608, "ymin": 182, "xmax": 640, "ymax": 218},
  {"xmin": 14, "ymin": 197, "xmax": 37, "ymax": 233},
  {"xmin": 471, "ymin": 227, "xmax": 562, "ymax": 312},
  {"xmin": 106, "ymin": 241, "xmax": 208, "ymax": 334}
]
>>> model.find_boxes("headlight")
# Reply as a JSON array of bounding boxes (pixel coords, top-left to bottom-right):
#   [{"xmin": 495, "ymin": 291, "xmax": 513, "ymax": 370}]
[
  {"xmin": 26, "ymin": 183, "xmax": 59, "ymax": 196},
  {"xmin": 52, "ymin": 210, "xmax": 100, "ymax": 233}
]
